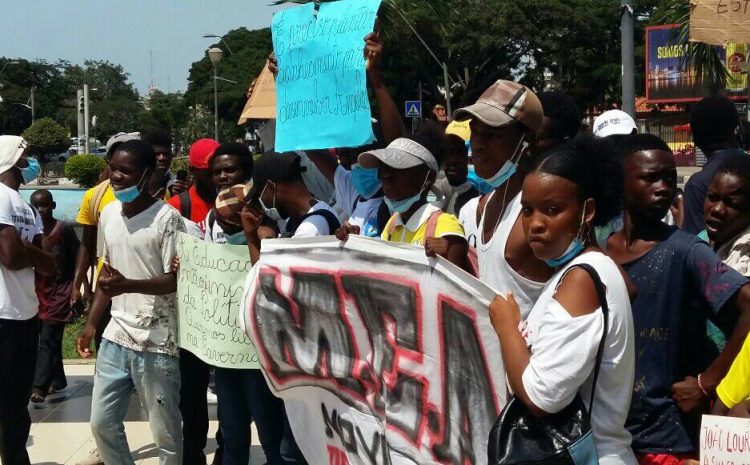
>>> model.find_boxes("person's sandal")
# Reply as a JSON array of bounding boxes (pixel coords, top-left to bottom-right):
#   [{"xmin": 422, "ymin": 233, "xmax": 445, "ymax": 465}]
[{"xmin": 30, "ymin": 392, "xmax": 45, "ymax": 403}]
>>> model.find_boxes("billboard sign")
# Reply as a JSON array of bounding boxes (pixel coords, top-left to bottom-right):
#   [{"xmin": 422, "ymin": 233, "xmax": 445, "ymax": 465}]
[{"xmin": 646, "ymin": 24, "xmax": 747, "ymax": 103}]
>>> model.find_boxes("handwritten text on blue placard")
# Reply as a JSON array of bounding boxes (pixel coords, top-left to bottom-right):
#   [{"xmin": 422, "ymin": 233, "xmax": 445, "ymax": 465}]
[{"xmin": 272, "ymin": 0, "xmax": 381, "ymax": 152}]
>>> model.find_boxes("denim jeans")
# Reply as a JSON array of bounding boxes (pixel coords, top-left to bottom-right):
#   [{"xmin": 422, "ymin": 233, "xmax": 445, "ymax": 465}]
[
  {"xmin": 215, "ymin": 368, "xmax": 306, "ymax": 465},
  {"xmin": 90, "ymin": 340, "xmax": 182, "ymax": 465}
]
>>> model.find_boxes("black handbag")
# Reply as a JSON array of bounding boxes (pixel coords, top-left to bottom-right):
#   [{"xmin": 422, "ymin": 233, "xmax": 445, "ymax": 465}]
[{"xmin": 488, "ymin": 263, "xmax": 610, "ymax": 465}]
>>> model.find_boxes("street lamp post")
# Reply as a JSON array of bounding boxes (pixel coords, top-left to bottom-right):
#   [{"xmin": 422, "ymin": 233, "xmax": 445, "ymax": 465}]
[
  {"xmin": 208, "ymin": 47, "xmax": 223, "ymax": 141},
  {"xmin": 203, "ymin": 35, "xmax": 233, "ymax": 55}
]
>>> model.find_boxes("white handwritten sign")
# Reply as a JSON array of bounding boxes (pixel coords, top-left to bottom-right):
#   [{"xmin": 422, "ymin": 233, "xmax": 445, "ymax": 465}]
[
  {"xmin": 176, "ymin": 232, "xmax": 259, "ymax": 369},
  {"xmin": 690, "ymin": 0, "xmax": 750, "ymax": 45},
  {"xmin": 700, "ymin": 414, "xmax": 750, "ymax": 465}
]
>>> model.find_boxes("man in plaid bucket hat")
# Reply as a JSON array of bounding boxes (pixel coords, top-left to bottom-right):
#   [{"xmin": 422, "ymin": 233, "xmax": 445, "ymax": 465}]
[{"xmin": 454, "ymin": 79, "xmax": 554, "ymax": 320}]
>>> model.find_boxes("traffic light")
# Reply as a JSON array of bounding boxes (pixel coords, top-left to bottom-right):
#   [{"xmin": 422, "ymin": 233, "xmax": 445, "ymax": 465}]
[{"xmin": 78, "ymin": 94, "xmax": 85, "ymax": 113}]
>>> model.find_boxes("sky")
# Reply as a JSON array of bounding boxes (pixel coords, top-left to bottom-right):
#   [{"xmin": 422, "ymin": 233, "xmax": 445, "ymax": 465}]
[{"xmin": 2, "ymin": 0, "xmax": 290, "ymax": 94}]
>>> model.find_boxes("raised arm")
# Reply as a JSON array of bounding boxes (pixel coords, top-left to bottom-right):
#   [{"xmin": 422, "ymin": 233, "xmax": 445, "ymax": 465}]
[{"xmin": 365, "ymin": 32, "xmax": 406, "ymax": 144}]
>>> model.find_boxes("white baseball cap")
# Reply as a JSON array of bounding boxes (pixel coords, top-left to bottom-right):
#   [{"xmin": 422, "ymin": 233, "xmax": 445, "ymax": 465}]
[
  {"xmin": 593, "ymin": 110, "xmax": 637, "ymax": 138},
  {"xmin": 0, "ymin": 135, "xmax": 27, "ymax": 175},
  {"xmin": 358, "ymin": 137, "xmax": 439, "ymax": 173}
]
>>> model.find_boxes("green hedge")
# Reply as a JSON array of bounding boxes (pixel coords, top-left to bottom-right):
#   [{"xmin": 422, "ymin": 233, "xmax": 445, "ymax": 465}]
[{"xmin": 64, "ymin": 154, "xmax": 107, "ymax": 188}]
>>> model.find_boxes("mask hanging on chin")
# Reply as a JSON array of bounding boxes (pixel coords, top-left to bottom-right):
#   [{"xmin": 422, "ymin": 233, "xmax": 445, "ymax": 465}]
[
  {"xmin": 384, "ymin": 171, "xmax": 431, "ymax": 214},
  {"xmin": 113, "ymin": 170, "xmax": 149, "ymax": 204},
  {"xmin": 259, "ymin": 182, "xmax": 285, "ymax": 222},
  {"xmin": 479, "ymin": 135, "xmax": 529, "ymax": 189},
  {"xmin": 544, "ymin": 202, "xmax": 590, "ymax": 267}
]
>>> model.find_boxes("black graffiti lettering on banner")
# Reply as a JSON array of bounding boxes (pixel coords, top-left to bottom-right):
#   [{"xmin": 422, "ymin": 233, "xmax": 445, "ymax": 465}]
[
  {"xmin": 253, "ymin": 266, "xmax": 498, "ymax": 465},
  {"xmin": 340, "ymin": 275, "xmax": 424, "ymax": 442},
  {"xmin": 255, "ymin": 270, "xmax": 364, "ymax": 395},
  {"xmin": 431, "ymin": 297, "xmax": 499, "ymax": 465},
  {"xmin": 322, "ymin": 403, "xmax": 388, "ymax": 465}
]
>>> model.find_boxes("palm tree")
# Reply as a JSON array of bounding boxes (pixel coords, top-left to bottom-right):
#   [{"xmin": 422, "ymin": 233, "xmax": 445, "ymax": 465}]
[{"xmin": 653, "ymin": 0, "xmax": 728, "ymax": 87}]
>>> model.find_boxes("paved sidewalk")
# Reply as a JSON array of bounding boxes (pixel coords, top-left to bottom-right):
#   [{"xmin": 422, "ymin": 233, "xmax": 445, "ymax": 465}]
[{"xmin": 26, "ymin": 364, "xmax": 264, "ymax": 465}]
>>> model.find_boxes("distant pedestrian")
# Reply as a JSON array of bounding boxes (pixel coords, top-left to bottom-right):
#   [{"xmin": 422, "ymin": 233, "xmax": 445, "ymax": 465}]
[{"xmin": 29, "ymin": 189, "xmax": 80, "ymax": 403}]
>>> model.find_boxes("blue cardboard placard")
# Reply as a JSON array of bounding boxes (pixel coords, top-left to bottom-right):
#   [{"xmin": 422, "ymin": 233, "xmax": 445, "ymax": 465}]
[
  {"xmin": 405, "ymin": 100, "xmax": 422, "ymax": 118},
  {"xmin": 272, "ymin": 0, "xmax": 381, "ymax": 152}
]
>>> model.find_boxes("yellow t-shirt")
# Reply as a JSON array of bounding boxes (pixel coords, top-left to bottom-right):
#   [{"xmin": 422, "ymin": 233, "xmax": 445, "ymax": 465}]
[
  {"xmin": 76, "ymin": 181, "xmax": 116, "ymax": 226},
  {"xmin": 717, "ymin": 333, "xmax": 750, "ymax": 408},
  {"xmin": 381, "ymin": 203, "xmax": 465, "ymax": 246}
]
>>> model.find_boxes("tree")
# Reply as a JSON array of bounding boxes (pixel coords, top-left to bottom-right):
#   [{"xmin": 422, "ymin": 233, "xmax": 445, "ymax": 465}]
[
  {"xmin": 651, "ymin": 0, "xmax": 728, "ymax": 88},
  {"xmin": 21, "ymin": 117, "xmax": 69, "ymax": 166},
  {"xmin": 64, "ymin": 154, "xmax": 106, "ymax": 188},
  {"xmin": 185, "ymin": 27, "xmax": 274, "ymax": 141}
]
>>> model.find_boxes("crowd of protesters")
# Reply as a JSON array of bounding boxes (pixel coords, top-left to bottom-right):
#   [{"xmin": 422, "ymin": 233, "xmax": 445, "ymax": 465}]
[{"xmin": 1, "ymin": 30, "xmax": 750, "ymax": 465}]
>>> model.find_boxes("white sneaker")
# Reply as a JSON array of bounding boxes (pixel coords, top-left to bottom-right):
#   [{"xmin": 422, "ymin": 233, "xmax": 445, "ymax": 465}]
[
  {"xmin": 76, "ymin": 447, "xmax": 104, "ymax": 465},
  {"xmin": 206, "ymin": 387, "xmax": 218, "ymax": 404}
]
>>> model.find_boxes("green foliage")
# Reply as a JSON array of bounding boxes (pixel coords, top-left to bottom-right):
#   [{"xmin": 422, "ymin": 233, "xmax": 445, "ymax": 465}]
[
  {"xmin": 184, "ymin": 27, "xmax": 273, "ymax": 141},
  {"xmin": 21, "ymin": 117, "xmax": 69, "ymax": 165},
  {"xmin": 271, "ymin": 0, "xmax": 659, "ymax": 112},
  {"xmin": 170, "ymin": 156, "xmax": 189, "ymax": 175},
  {"xmin": 64, "ymin": 154, "xmax": 106, "ymax": 188}
]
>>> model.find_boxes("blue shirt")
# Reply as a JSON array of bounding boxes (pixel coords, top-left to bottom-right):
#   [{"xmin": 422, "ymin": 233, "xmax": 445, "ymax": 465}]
[
  {"xmin": 624, "ymin": 228, "xmax": 748, "ymax": 454},
  {"xmin": 683, "ymin": 148, "xmax": 747, "ymax": 234}
]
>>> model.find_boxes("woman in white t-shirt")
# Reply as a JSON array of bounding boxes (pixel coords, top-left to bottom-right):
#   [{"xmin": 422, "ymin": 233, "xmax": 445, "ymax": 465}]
[{"xmin": 489, "ymin": 136, "xmax": 637, "ymax": 465}]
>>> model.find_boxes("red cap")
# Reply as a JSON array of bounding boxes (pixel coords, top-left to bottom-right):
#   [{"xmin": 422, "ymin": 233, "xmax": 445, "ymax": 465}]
[{"xmin": 189, "ymin": 138, "xmax": 220, "ymax": 169}]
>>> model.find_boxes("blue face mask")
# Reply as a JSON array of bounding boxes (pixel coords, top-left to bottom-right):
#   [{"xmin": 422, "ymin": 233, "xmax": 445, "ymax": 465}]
[
  {"xmin": 384, "ymin": 192, "xmax": 422, "ymax": 214},
  {"xmin": 19, "ymin": 157, "xmax": 41, "ymax": 184},
  {"xmin": 113, "ymin": 171, "xmax": 147, "ymax": 204},
  {"xmin": 226, "ymin": 231, "xmax": 248, "ymax": 245},
  {"xmin": 384, "ymin": 172, "xmax": 430, "ymax": 214},
  {"xmin": 351, "ymin": 164, "xmax": 381, "ymax": 198},
  {"xmin": 544, "ymin": 238, "xmax": 585, "ymax": 267},
  {"xmin": 544, "ymin": 206, "xmax": 589, "ymax": 267},
  {"xmin": 478, "ymin": 136, "xmax": 528, "ymax": 189}
]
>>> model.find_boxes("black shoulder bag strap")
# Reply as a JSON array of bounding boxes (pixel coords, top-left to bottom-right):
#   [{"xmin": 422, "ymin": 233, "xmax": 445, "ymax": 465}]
[
  {"xmin": 561, "ymin": 262, "xmax": 610, "ymax": 420},
  {"xmin": 285, "ymin": 209, "xmax": 341, "ymax": 236},
  {"xmin": 178, "ymin": 190, "xmax": 192, "ymax": 219}
]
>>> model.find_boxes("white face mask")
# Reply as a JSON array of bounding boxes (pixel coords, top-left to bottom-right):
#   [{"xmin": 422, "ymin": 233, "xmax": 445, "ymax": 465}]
[{"xmin": 258, "ymin": 182, "xmax": 284, "ymax": 222}]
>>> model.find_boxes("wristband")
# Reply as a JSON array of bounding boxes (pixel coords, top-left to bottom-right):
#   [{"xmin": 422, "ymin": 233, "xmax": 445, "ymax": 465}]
[{"xmin": 697, "ymin": 373, "xmax": 710, "ymax": 397}]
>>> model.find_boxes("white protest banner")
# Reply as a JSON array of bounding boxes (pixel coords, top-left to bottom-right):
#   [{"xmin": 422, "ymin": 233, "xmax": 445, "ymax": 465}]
[
  {"xmin": 242, "ymin": 236, "xmax": 506, "ymax": 465},
  {"xmin": 271, "ymin": 0, "xmax": 381, "ymax": 152},
  {"xmin": 177, "ymin": 232, "xmax": 259, "ymax": 369},
  {"xmin": 700, "ymin": 414, "xmax": 750, "ymax": 465},
  {"xmin": 690, "ymin": 0, "xmax": 750, "ymax": 45}
]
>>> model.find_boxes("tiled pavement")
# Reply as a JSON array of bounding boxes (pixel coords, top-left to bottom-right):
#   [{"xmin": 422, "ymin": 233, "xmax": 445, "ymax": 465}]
[{"xmin": 23, "ymin": 363, "xmax": 264, "ymax": 465}]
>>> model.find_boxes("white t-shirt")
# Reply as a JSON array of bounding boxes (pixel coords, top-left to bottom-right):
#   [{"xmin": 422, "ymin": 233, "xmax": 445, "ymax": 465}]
[
  {"xmin": 520, "ymin": 251, "xmax": 636, "ymax": 465},
  {"xmin": 0, "ymin": 183, "xmax": 43, "ymax": 320},
  {"xmin": 100, "ymin": 200, "xmax": 185, "ymax": 356},
  {"xmin": 475, "ymin": 192, "xmax": 545, "ymax": 320},
  {"xmin": 334, "ymin": 165, "xmax": 382, "ymax": 237},
  {"xmin": 458, "ymin": 195, "xmax": 480, "ymax": 246},
  {"xmin": 291, "ymin": 201, "xmax": 340, "ymax": 238}
]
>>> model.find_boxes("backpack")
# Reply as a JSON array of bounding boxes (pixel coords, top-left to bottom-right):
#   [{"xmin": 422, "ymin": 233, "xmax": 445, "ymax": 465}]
[
  {"xmin": 284, "ymin": 209, "xmax": 341, "ymax": 237},
  {"xmin": 89, "ymin": 180, "xmax": 111, "ymax": 224}
]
